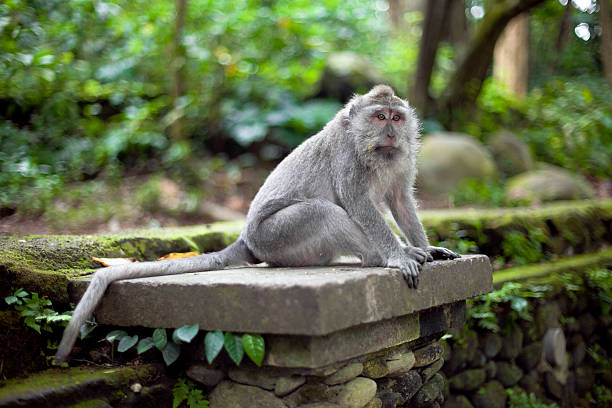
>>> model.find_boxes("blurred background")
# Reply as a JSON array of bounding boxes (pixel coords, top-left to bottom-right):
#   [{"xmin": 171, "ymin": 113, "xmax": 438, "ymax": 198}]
[{"xmin": 0, "ymin": 0, "xmax": 610, "ymax": 234}]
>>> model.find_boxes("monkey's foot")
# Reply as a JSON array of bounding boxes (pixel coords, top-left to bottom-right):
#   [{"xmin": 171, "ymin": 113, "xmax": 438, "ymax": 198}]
[
  {"xmin": 388, "ymin": 256, "xmax": 422, "ymax": 288},
  {"xmin": 426, "ymin": 246, "xmax": 461, "ymax": 261}
]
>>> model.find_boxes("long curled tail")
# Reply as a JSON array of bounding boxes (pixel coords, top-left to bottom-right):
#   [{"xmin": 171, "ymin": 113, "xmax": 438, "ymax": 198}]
[{"xmin": 55, "ymin": 238, "xmax": 256, "ymax": 362}]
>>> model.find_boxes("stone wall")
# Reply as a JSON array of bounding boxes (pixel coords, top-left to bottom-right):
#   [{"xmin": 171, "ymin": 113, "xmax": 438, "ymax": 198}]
[
  {"xmin": 187, "ymin": 339, "xmax": 447, "ymax": 408},
  {"xmin": 442, "ymin": 267, "xmax": 612, "ymax": 408}
]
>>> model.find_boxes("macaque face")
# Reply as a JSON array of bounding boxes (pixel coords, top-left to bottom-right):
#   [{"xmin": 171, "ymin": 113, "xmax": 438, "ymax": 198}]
[{"xmin": 353, "ymin": 103, "xmax": 413, "ymax": 161}]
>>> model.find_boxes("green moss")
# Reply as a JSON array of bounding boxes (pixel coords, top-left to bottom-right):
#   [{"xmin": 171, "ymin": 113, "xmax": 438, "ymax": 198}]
[
  {"xmin": 0, "ymin": 364, "xmax": 161, "ymax": 406},
  {"xmin": 0, "ymin": 222, "xmax": 243, "ymax": 303},
  {"xmin": 421, "ymin": 199, "xmax": 612, "ymax": 260},
  {"xmin": 493, "ymin": 248, "xmax": 612, "ymax": 288}
]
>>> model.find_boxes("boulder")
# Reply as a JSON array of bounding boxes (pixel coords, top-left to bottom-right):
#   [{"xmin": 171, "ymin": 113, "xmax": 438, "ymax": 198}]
[
  {"xmin": 317, "ymin": 52, "xmax": 385, "ymax": 102},
  {"xmin": 469, "ymin": 380, "xmax": 506, "ymax": 408},
  {"xmin": 209, "ymin": 381, "xmax": 287, "ymax": 408},
  {"xmin": 488, "ymin": 130, "xmax": 534, "ymax": 177},
  {"xmin": 417, "ymin": 132, "xmax": 498, "ymax": 195},
  {"xmin": 505, "ymin": 165, "xmax": 595, "ymax": 203}
]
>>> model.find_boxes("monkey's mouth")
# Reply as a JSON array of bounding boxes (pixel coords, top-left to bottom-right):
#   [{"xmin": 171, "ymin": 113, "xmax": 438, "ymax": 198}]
[{"xmin": 375, "ymin": 145, "xmax": 397, "ymax": 152}]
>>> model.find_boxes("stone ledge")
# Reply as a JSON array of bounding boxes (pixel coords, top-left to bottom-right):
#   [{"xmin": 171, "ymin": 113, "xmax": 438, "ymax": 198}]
[{"xmin": 71, "ymin": 255, "xmax": 491, "ymax": 336}]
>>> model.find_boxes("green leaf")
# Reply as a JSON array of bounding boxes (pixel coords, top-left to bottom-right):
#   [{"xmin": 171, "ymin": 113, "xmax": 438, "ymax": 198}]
[
  {"xmin": 5, "ymin": 296, "xmax": 18, "ymax": 305},
  {"xmin": 172, "ymin": 329, "xmax": 181, "ymax": 344},
  {"xmin": 79, "ymin": 323, "xmax": 96, "ymax": 339},
  {"xmin": 242, "ymin": 334, "xmax": 265, "ymax": 367},
  {"xmin": 204, "ymin": 331, "xmax": 224, "ymax": 364},
  {"xmin": 106, "ymin": 330, "xmax": 128, "ymax": 342},
  {"xmin": 162, "ymin": 342, "xmax": 181, "ymax": 366},
  {"xmin": 15, "ymin": 288, "xmax": 28, "ymax": 297},
  {"xmin": 224, "ymin": 332, "xmax": 244, "ymax": 366},
  {"xmin": 175, "ymin": 324, "xmax": 199, "ymax": 343},
  {"xmin": 153, "ymin": 328, "xmax": 168, "ymax": 350},
  {"xmin": 137, "ymin": 337, "xmax": 155, "ymax": 354},
  {"xmin": 118, "ymin": 335, "xmax": 138, "ymax": 352}
]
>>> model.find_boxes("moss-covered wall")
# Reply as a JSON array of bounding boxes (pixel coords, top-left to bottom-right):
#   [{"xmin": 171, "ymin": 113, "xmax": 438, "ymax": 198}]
[
  {"xmin": 443, "ymin": 261, "xmax": 612, "ymax": 407},
  {"xmin": 421, "ymin": 200, "xmax": 612, "ymax": 265},
  {"xmin": 0, "ymin": 222, "xmax": 242, "ymax": 303}
]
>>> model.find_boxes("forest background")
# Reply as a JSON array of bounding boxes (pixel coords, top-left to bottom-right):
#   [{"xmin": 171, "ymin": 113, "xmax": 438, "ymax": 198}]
[{"xmin": 1, "ymin": 0, "xmax": 611, "ymax": 235}]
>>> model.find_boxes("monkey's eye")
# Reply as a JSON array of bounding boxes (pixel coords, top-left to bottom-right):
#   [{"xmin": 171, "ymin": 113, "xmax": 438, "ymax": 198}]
[
  {"xmin": 377, "ymin": 113, "xmax": 386, "ymax": 120},
  {"xmin": 392, "ymin": 115, "xmax": 401, "ymax": 121}
]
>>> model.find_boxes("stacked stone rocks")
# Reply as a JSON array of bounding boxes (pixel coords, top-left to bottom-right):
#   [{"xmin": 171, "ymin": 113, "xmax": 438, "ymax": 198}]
[
  {"xmin": 442, "ymin": 291, "xmax": 612, "ymax": 408},
  {"xmin": 186, "ymin": 339, "xmax": 447, "ymax": 408}
]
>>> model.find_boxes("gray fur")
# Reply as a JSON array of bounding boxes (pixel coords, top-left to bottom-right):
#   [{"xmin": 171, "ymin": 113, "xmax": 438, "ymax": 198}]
[{"xmin": 55, "ymin": 85, "xmax": 458, "ymax": 362}]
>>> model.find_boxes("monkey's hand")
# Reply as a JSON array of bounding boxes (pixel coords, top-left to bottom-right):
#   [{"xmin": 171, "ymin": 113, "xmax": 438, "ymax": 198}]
[
  {"xmin": 426, "ymin": 246, "xmax": 461, "ymax": 261},
  {"xmin": 388, "ymin": 254, "xmax": 422, "ymax": 288},
  {"xmin": 403, "ymin": 245, "xmax": 432, "ymax": 264}
]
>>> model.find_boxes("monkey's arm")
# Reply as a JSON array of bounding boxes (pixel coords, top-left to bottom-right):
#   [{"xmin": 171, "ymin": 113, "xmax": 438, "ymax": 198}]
[
  {"xmin": 335, "ymin": 176, "xmax": 422, "ymax": 287},
  {"xmin": 388, "ymin": 185, "xmax": 460, "ymax": 261}
]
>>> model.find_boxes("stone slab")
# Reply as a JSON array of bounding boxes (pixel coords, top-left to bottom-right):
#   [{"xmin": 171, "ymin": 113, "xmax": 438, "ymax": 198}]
[{"xmin": 70, "ymin": 255, "xmax": 491, "ymax": 336}]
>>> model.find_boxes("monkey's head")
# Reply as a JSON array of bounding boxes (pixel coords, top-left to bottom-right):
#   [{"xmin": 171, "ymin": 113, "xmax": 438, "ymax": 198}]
[{"xmin": 344, "ymin": 85, "xmax": 420, "ymax": 170}]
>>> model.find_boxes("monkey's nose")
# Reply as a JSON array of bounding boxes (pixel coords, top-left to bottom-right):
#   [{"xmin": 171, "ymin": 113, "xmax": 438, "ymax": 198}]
[{"xmin": 387, "ymin": 133, "xmax": 395, "ymax": 139}]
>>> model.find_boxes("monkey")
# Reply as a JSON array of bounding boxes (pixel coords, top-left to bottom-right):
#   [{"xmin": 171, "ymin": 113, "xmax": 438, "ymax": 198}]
[{"xmin": 54, "ymin": 85, "xmax": 459, "ymax": 362}]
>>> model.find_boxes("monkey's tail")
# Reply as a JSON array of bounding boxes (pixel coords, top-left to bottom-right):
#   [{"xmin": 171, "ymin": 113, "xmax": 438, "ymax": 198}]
[{"xmin": 54, "ymin": 238, "xmax": 256, "ymax": 362}]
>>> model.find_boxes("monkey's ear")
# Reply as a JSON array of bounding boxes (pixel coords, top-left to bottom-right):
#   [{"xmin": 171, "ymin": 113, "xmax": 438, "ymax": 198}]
[{"xmin": 346, "ymin": 95, "xmax": 362, "ymax": 119}]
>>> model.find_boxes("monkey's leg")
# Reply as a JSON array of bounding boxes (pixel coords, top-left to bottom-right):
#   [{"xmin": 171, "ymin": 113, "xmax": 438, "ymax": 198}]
[{"xmin": 246, "ymin": 199, "xmax": 383, "ymax": 267}]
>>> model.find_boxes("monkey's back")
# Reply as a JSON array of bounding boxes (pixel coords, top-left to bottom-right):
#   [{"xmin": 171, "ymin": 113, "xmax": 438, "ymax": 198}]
[{"xmin": 245, "ymin": 119, "xmax": 344, "ymax": 226}]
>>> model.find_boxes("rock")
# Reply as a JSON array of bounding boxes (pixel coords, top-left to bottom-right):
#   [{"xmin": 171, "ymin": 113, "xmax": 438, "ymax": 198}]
[
  {"xmin": 506, "ymin": 165, "xmax": 595, "ymax": 204},
  {"xmin": 498, "ymin": 326, "xmax": 523, "ymax": 360},
  {"xmin": 544, "ymin": 371, "xmax": 563, "ymax": 399},
  {"xmin": 468, "ymin": 351, "xmax": 486, "ymax": 368},
  {"xmin": 488, "ymin": 130, "xmax": 534, "ymax": 177},
  {"xmin": 421, "ymin": 357, "xmax": 444, "ymax": 382},
  {"xmin": 228, "ymin": 367, "xmax": 279, "ymax": 390},
  {"xmin": 209, "ymin": 381, "xmax": 287, "ymax": 408},
  {"xmin": 363, "ymin": 397, "xmax": 383, "ymax": 408},
  {"xmin": 298, "ymin": 404, "xmax": 340, "ymax": 408},
  {"xmin": 335, "ymin": 377, "xmax": 377, "ymax": 408},
  {"xmin": 481, "ymin": 333, "xmax": 502, "ymax": 359},
  {"xmin": 443, "ymin": 333, "xmax": 476, "ymax": 377},
  {"xmin": 578, "ymin": 313, "xmax": 597, "ymax": 338},
  {"xmin": 494, "ymin": 362, "xmax": 523, "ymax": 387},
  {"xmin": 443, "ymin": 395, "xmax": 475, "ymax": 408},
  {"xmin": 417, "ymin": 132, "xmax": 498, "ymax": 195},
  {"xmin": 534, "ymin": 302, "xmax": 562, "ymax": 339},
  {"xmin": 377, "ymin": 391, "xmax": 402, "ymax": 408},
  {"xmin": 284, "ymin": 383, "xmax": 335, "ymax": 407},
  {"xmin": 379, "ymin": 370, "xmax": 423, "ymax": 404},
  {"xmin": 484, "ymin": 361, "xmax": 497, "ymax": 379},
  {"xmin": 575, "ymin": 365, "xmax": 596, "ymax": 395},
  {"xmin": 411, "ymin": 373, "xmax": 444, "ymax": 408},
  {"xmin": 275, "ymin": 375, "xmax": 306, "ymax": 397},
  {"xmin": 363, "ymin": 358, "xmax": 389, "ymax": 379},
  {"xmin": 517, "ymin": 342, "xmax": 542, "ymax": 371},
  {"xmin": 186, "ymin": 364, "xmax": 226, "ymax": 387},
  {"xmin": 317, "ymin": 52, "xmax": 385, "ymax": 102},
  {"xmin": 325, "ymin": 363, "xmax": 364, "ymax": 385},
  {"xmin": 469, "ymin": 380, "xmax": 506, "ymax": 408},
  {"xmin": 449, "ymin": 369, "xmax": 486, "ymax": 392},
  {"xmin": 414, "ymin": 342, "xmax": 443, "ymax": 367},
  {"xmin": 519, "ymin": 371, "xmax": 545, "ymax": 398},
  {"xmin": 386, "ymin": 350, "xmax": 415, "ymax": 377},
  {"xmin": 542, "ymin": 328, "xmax": 566, "ymax": 367}
]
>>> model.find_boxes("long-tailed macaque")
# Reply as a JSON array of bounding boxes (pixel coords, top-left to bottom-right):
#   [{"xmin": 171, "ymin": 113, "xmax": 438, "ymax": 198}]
[{"xmin": 55, "ymin": 85, "xmax": 459, "ymax": 362}]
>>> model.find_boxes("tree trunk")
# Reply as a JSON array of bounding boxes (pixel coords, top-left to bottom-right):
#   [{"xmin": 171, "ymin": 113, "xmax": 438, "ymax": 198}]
[
  {"xmin": 409, "ymin": 0, "xmax": 450, "ymax": 115},
  {"xmin": 600, "ymin": 0, "xmax": 612, "ymax": 87},
  {"xmin": 169, "ymin": 0, "xmax": 187, "ymax": 141},
  {"xmin": 440, "ymin": 0, "xmax": 546, "ymax": 124},
  {"xmin": 493, "ymin": 12, "xmax": 529, "ymax": 98},
  {"xmin": 441, "ymin": 0, "xmax": 469, "ymax": 45},
  {"xmin": 388, "ymin": 0, "xmax": 404, "ymax": 28},
  {"xmin": 555, "ymin": 0, "xmax": 573, "ymax": 54}
]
